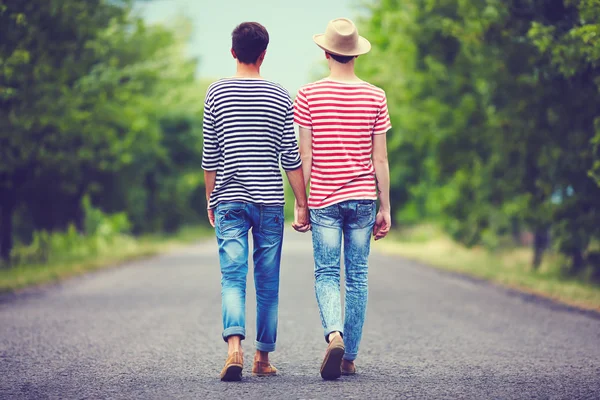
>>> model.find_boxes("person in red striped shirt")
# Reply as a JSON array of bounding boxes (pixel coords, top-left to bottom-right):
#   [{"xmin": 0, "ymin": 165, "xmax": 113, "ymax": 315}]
[{"xmin": 293, "ymin": 18, "xmax": 392, "ymax": 380}]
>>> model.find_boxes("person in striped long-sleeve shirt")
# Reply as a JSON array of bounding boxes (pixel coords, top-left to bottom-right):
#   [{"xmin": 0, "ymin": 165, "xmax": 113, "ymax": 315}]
[
  {"xmin": 202, "ymin": 22, "xmax": 309, "ymax": 382},
  {"xmin": 293, "ymin": 18, "xmax": 392, "ymax": 380}
]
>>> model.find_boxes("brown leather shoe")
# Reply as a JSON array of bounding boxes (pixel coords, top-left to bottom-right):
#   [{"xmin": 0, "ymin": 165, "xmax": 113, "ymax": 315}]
[
  {"xmin": 220, "ymin": 351, "xmax": 243, "ymax": 381},
  {"xmin": 252, "ymin": 360, "xmax": 278, "ymax": 376},
  {"xmin": 320, "ymin": 334, "xmax": 345, "ymax": 380},
  {"xmin": 341, "ymin": 359, "xmax": 356, "ymax": 375}
]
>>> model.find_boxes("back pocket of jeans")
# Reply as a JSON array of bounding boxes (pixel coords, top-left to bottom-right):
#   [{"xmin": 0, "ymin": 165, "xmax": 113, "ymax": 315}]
[
  {"xmin": 217, "ymin": 208, "xmax": 246, "ymax": 238},
  {"xmin": 354, "ymin": 202, "xmax": 375, "ymax": 228},
  {"xmin": 357, "ymin": 202, "xmax": 375, "ymax": 216},
  {"xmin": 261, "ymin": 210, "xmax": 283, "ymax": 244}
]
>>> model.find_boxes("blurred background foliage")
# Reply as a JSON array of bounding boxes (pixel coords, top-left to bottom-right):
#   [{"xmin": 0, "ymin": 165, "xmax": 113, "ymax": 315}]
[
  {"xmin": 1, "ymin": 0, "xmax": 210, "ymax": 266},
  {"xmin": 1, "ymin": 0, "xmax": 599, "ymax": 284},
  {"xmin": 354, "ymin": 0, "xmax": 600, "ymax": 277}
]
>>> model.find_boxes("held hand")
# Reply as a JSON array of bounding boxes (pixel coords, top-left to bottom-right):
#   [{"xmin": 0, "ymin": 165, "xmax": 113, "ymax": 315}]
[
  {"xmin": 373, "ymin": 210, "xmax": 391, "ymax": 240},
  {"xmin": 207, "ymin": 208, "xmax": 215, "ymax": 228},
  {"xmin": 292, "ymin": 202, "xmax": 311, "ymax": 233}
]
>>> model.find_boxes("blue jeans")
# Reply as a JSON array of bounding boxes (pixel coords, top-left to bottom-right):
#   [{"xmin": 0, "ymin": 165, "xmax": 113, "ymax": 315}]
[
  {"xmin": 215, "ymin": 202, "xmax": 284, "ymax": 352},
  {"xmin": 310, "ymin": 200, "xmax": 376, "ymax": 361}
]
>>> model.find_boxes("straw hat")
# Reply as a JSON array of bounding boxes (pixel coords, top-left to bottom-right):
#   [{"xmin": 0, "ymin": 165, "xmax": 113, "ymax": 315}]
[{"xmin": 313, "ymin": 18, "xmax": 371, "ymax": 57}]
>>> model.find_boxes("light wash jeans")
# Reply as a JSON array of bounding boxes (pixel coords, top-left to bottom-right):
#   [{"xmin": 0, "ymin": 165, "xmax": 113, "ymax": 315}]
[
  {"xmin": 215, "ymin": 202, "xmax": 284, "ymax": 352},
  {"xmin": 310, "ymin": 199, "xmax": 376, "ymax": 361}
]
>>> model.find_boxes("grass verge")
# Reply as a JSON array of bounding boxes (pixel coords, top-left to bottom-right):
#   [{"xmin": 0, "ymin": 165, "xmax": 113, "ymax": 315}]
[
  {"xmin": 0, "ymin": 226, "xmax": 213, "ymax": 294},
  {"xmin": 377, "ymin": 224, "xmax": 600, "ymax": 312}
]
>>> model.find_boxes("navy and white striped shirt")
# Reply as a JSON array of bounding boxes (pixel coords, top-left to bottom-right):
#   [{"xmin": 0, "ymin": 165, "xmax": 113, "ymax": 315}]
[{"xmin": 201, "ymin": 78, "xmax": 302, "ymax": 209}]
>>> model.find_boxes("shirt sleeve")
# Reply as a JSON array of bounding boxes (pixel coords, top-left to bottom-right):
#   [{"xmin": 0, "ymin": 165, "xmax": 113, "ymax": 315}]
[
  {"xmin": 373, "ymin": 93, "xmax": 392, "ymax": 135},
  {"xmin": 201, "ymin": 93, "xmax": 220, "ymax": 171},
  {"xmin": 293, "ymin": 87, "xmax": 312, "ymax": 128},
  {"xmin": 280, "ymin": 102, "xmax": 302, "ymax": 171}
]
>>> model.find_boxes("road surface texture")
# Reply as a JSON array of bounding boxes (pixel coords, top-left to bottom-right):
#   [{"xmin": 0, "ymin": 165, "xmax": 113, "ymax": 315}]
[{"xmin": 1, "ymin": 229, "xmax": 599, "ymax": 399}]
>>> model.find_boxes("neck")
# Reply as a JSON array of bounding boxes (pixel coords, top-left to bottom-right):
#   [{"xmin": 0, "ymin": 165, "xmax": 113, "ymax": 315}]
[
  {"xmin": 235, "ymin": 62, "xmax": 261, "ymax": 78},
  {"xmin": 328, "ymin": 61, "xmax": 359, "ymax": 82}
]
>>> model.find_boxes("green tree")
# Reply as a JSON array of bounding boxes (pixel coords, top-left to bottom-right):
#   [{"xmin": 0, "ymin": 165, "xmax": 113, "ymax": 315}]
[
  {"xmin": 0, "ymin": 1, "xmax": 205, "ymax": 263},
  {"xmin": 0, "ymin": 0, "xmax": 129, "ymax": 261},
  {"xmin": 356, "ymin": 0, "xmax": 600, "ymax": 272},
  {"xmin": 526, "ymin": 0, "xmax": 600, "ymax": 271}
]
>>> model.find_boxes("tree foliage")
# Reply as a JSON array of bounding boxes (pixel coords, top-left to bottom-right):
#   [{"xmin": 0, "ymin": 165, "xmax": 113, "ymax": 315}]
[
  {"xmin": 0, "ymin": 0, "xmax": 206, "ymax": 263},
  {"xmin": 356, "ymin": 0, "xmax": 600, "ymax": 272}
]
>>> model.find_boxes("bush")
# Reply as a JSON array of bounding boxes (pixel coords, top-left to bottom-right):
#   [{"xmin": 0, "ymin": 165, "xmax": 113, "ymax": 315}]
[{"xmin": 10, "ymin": 197, "xmax": 131, "ymax": 266}]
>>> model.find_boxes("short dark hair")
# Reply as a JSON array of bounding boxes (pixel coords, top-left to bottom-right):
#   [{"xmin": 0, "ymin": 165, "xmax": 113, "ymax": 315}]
[
  {"xmin": 327, "ymin": 52, "xmax": 356, "ymax": 64},
  {"xmin": 231, "ymin": 22, "xmax": 269, "ymax": 64}
]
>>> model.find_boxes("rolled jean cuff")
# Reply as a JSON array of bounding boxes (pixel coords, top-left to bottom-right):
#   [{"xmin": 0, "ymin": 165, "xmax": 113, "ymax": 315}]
[
  {"xmin": 255, "ymin": 340, "xmax": 276, "ymax": 352},
  {"xmin": 343, "ymin": 352, "xmax": 357, "ymax": 361},
  {"xmin": 222, "ymin": 327, "xmax": 245, "ymax": 342},
  {"xmin": 324, "ymin": 326, "xmax": 344, "ymax": 343}
]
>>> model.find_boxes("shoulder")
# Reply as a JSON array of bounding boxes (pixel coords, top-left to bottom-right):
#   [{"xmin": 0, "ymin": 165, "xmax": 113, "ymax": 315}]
[
  {"xmin": 297, "ymin": 80, "xmax": 326, "ymax": 94},
  {"xmin": 262, "ymin": 80, "xmax": 293, "ymax": 103},
  {"xmin": 361, "ymin": 81, "xmax": 387, "ymax": 101},
  {"xmin": 205, "ymin": 78, "xmax": 232, "ymax": 101},
  {"xmin": 206, "ymin": 78, "xmax": 232, "ymax": 92},
  {"xmin": 295, "ymin": 80, "xmax": 330, "ymax": 103}
]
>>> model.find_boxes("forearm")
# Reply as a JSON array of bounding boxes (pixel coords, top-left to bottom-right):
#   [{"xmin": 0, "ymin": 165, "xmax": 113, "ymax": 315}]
[
  {"xmin": 298, "ymin": 126, "xmax": 312, "ymax": 188},
  {"xmin": 285, "ymin": 167, "xmax": 308, "ymax": 207},
  {"xmin": 204, "ymin": 170, "xmax": 216, "ymax": 206},
  {"xmin": 374, "ymin": 159, "xmax": 390, "ymax": 212},
  {"xmin": 301, "ymin": 155, "xmax": 312, "ymax": 187}
]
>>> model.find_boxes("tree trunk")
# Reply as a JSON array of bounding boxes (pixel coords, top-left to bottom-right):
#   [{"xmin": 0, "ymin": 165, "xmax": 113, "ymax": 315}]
[
  {"xmin": 73, "ymin": 187, "xmax": 87, "ymax": 233},
  {"xmin": 532, "ymin": 227, "xmax": 549, "ymax": 269},
  {"xmin": 0, "ymin": 191, "xmax": 15, "ymax": 264},
  {"xmin": 571, "ymin": 249, "xmax": 585, "ymax": 275},
  {"xmin": 145, "ymin": 172, "xmax": 157, "ymax": 232},
  {"xmin": 588, "ymin": 252, "xmax": 600, "ymax": 282},
  {"xmin": 511, "ymin": 217, "xmax": 521, "ymax": 245}
]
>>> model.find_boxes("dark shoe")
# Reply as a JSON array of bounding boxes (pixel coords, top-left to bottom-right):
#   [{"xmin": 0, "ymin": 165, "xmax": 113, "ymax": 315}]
[
  {"xmin": 220, "ymin": 351, "xmax": 243, "ymax": 381},
  {"xmin": 320, "ymin": 335, "xmax": 345, "ymax": 380},
  {"xmin": 252, "ymin": 360, "xmax": 278, "ymax": 376},
  {"xmin": 341, "ymin": 359, "xmax": 356, "ymax": 375}
]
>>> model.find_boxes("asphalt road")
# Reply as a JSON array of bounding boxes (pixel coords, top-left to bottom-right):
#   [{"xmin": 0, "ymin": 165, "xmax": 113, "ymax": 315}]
[{"xmin": 1, "ymin": 229, "xmax": 599, "ymax": 399}]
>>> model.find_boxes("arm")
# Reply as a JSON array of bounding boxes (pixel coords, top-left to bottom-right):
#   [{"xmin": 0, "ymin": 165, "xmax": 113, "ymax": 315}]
[
  {"xmin": 286, "ymin": 167, "xmax": 308, "ymax": 208},
  {"xmin": 290, "ymin": 126, "xmax": 312, "ymax": 232},
  {"xmin": 281, "ymin": 104, "xmax": 310, "ymax": 231},
  {"xmin": 201, "ymin": 89, "xmax": 219, "ymax": 228},
  {"xmin": 372, "ymin": 93, "xmax": 393, "ymax": 240},
  {"xmin": 372, "ymin": 133, "xmax": 391, "ymax": 240},
  {"xmin": 298, "ymin": 126, "xmax": 312, "ymax": 187},
  {"xmin": 286, "ymin": 167, "xmax": 310, "ymax": 232},
  {"xmin": 290, "ymin": 89, "xmax": 313, "ymax": 231},
  {"xmin": 204, "ymin": 170, "xmax": 216, "ymax": 227}
]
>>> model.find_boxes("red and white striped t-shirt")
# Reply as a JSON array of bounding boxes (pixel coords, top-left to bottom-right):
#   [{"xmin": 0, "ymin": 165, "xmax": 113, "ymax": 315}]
[{"xmin": 293, "ymin": 79, "xmax": 392, "ymax": 209}]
